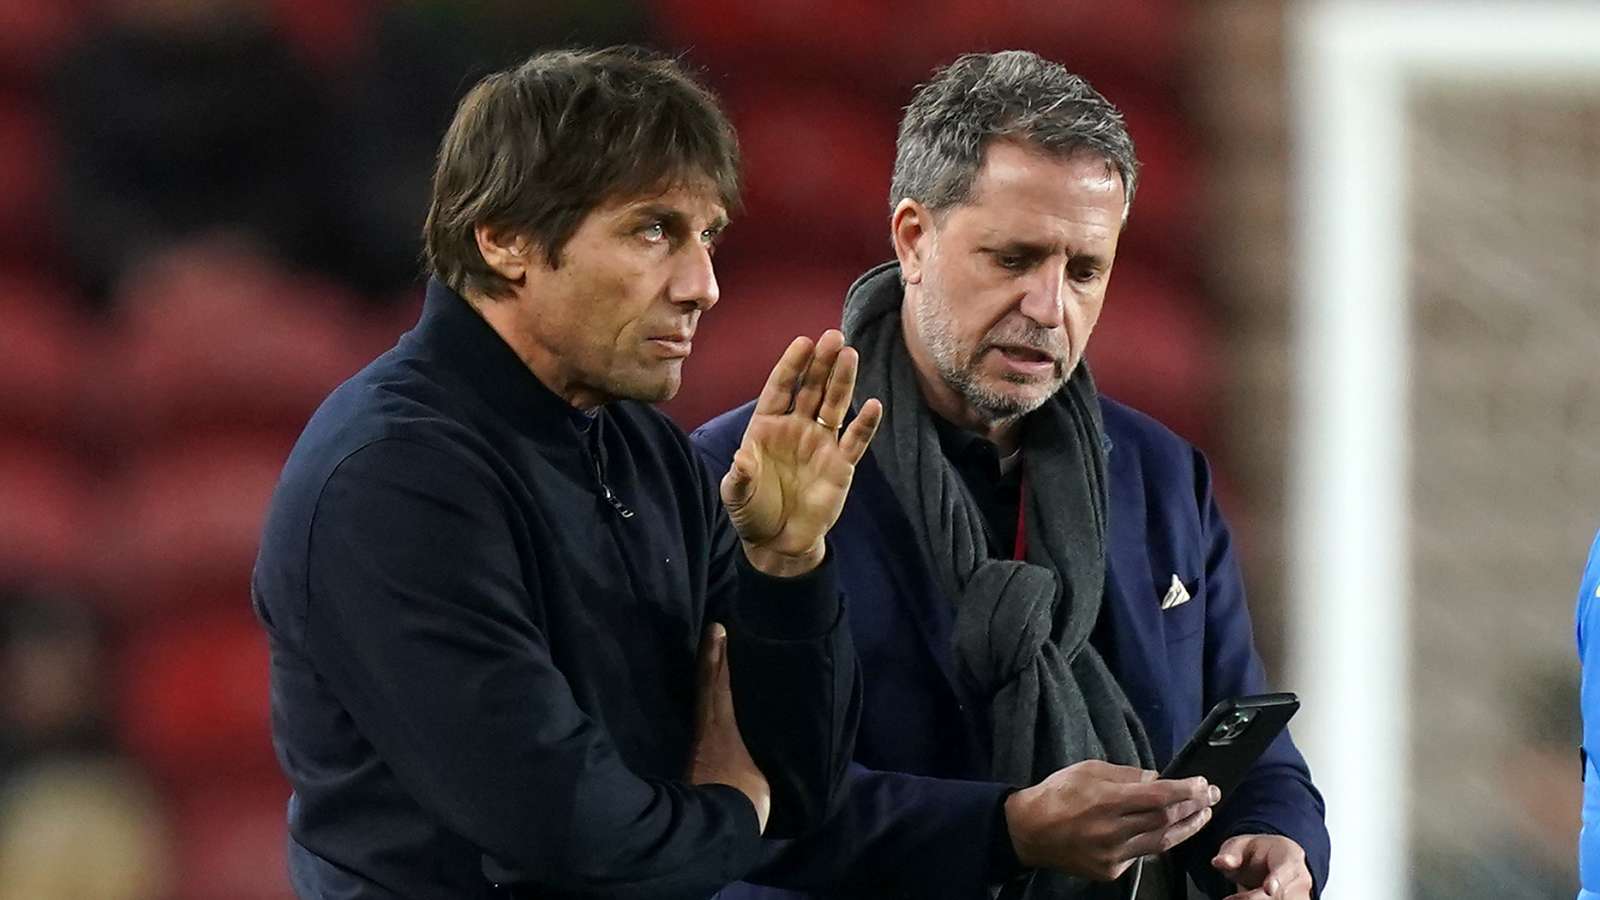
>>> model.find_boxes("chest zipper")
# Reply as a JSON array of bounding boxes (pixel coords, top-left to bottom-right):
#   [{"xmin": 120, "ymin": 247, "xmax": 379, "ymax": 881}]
[
  {"xmin": 588, "ymin": 438, "xmax": 635, "ymax": 519},
  {"xmin": 583, "ymin": 426, "xmax": 651, "ymax": 612}
]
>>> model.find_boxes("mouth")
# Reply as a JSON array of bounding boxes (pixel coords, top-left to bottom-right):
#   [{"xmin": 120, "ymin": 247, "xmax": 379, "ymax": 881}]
[
  {"xmin": 988, "ymin": 344, "xmax": 1059, "ymax": 377},
  {"xmin": 647, "ymin": 334, "xmax": 694, "ymax": 359}
]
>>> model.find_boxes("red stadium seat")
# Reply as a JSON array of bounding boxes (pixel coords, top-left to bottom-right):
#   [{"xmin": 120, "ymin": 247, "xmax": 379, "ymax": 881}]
[
  {"xmin": 1087, "ymin": 268, "xmax": 1216, "ymax": 446},
  {"xmin": 0, "ymin": 0, "xmax": 87, "ymax": 80},
  {"xmin": 1116, "ymin": 102, "xmax": 1201, "ymax": 274},
  {"xmin": 903, "ymin": 0, "xmax": 1184, "ymax": 91},
  {"xmin": 722, "ymin": 88, "xmax": 897, "ymax": 261},
  {"xmin": 0, "ymin": 272, "xmax": 91, "ymax": 437},
  {"xmin": 657, "ymin": 0, "xmax": 900, "ymax": 89},
  {"xmin": 96, "ymin": 243, "xmax": 375, "ymax": 442},
  {"xmin": 268, "ymin": 0, "xmax": 376, "ymax": 71},
  {"xmin": 117, "ymin": 607, "xmax": 278, "ymax": 782},
  {"xmin": 90, "ymin": 433, "xmax": 293, "ymax": 611},
  {"xmin": 0, "ymin": 438, "xmax": 92, "ymax": 589},
  {"xmin": 0, "ymin": 97, "xmax": 57, "ymax": 259},
  {"xmin": 170, "ymin": 776, "xmax": 295, "ymax": 900}
]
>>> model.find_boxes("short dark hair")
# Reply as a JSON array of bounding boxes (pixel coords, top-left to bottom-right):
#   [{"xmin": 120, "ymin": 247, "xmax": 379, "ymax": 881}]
[
  {"xmin": 423, "ymin": 47, "xmax": 741, "ymax": 300},
  {"xmin": 890, "ymin": 50, "xmax": 1138, "ymax": 220}
]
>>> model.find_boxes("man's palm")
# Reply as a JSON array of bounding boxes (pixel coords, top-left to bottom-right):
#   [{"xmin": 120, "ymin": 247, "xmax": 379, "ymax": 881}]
[{"xmin": 722, "ymin": 331, "xmax": 882, "ymax": 576}]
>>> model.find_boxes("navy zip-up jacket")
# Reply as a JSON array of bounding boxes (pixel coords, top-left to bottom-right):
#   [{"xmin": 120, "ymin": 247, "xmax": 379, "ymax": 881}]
[{"xmin": 252, "ymin": 279, "xmax": 860, "ymax": 900}]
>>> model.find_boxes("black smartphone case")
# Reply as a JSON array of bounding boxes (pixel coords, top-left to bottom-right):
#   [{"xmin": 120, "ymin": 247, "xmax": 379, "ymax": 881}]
[{"xmin": 1159, "ymin": 692, "xmax": 1300, "ymax": 803}]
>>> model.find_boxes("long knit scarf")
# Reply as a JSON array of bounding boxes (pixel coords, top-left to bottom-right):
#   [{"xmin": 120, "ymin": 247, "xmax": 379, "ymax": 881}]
[{"xmin": 842, "ymin": 262, "xmax": 1156, "ymax": 900}]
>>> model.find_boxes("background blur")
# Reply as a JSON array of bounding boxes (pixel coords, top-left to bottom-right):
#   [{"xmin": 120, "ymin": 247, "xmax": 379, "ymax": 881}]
[{"xmin": 0, "ymin": 1, "xmax": 1592, "ymax": 898}]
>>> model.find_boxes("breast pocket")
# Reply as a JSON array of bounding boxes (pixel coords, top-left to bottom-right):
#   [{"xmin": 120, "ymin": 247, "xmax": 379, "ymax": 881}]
[{"xmin": 1156, "ymin": 572, "xmax": 1205, "ymax": 643}]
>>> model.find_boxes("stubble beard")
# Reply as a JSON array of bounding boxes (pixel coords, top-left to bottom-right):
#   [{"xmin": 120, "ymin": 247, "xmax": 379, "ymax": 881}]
[{"xmin": 912, "ymin": 286, "xmax": 1065, "ymax": 425}]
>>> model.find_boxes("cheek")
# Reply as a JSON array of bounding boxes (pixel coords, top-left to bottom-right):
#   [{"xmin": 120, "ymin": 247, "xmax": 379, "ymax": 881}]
[{"xmin": 1075, "ymin": 288, "xmax": 1108, "ymax": 332}]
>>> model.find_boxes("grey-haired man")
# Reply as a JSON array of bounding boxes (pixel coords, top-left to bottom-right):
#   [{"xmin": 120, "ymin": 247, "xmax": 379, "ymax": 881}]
[{"xmin": 695, "ymin": 51, "xmax": 1328, "ymax": 900}]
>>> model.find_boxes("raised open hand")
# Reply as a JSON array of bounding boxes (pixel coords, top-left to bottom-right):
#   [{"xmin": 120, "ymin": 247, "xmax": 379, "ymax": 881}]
[{"xmin": 722, "ymin": 330, "xmax": 883, "ymax": 577}]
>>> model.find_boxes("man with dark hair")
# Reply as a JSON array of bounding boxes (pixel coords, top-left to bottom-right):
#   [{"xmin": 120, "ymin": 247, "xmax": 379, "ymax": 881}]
[
  {"xmin": 254, "ymin": 47, "xmax": 882, "ymax": 900},
  {"xmin": 695, "ymin": 51, "xmax": 1328, "ymax": 899}
]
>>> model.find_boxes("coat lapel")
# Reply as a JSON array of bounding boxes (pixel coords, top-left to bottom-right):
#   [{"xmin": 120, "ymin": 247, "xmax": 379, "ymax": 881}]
[{"xmin": 845, "ymin": 450, "xmax": 969, "ymax": 707}]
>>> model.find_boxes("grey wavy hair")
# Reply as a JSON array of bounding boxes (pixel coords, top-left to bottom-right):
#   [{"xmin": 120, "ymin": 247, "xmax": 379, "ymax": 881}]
[{"xmin": 889, "ymin": 50, "xmax": 1138, "ymax": 221}]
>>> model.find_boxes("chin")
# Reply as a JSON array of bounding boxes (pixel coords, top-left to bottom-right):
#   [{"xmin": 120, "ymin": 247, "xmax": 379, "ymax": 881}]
[
  {"xmin": 605, "ymin": 359, "xmax": 683, "ymax": 404},
  {"xmin": 622, "ymin": 376, "xmax": 681, "ymax": 404},
  {"xmin": 975, "ymin": 380, "xmax": 1056, "ymax": 418}
]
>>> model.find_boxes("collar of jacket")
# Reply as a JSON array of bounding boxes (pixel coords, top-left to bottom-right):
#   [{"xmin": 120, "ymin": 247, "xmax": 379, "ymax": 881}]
[{"xmin": 413, "ymin": 277, "xmax": 599, "ymax": 442}]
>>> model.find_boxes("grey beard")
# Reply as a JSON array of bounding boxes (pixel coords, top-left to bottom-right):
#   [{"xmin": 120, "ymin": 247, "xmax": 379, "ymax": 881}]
[
  {"xmin": 912, "ymin": 282, "xmax": 1066, "ymax": 424},
  {"xmin": 939, "ymin": 356, "xmax": 1052, "ymax": 422}
]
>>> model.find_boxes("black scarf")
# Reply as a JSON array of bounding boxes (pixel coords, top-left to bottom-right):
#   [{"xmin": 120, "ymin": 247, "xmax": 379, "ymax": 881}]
[{"xmin": 842, "ymin": 262, "xmax": 1155, "ymax": 900}]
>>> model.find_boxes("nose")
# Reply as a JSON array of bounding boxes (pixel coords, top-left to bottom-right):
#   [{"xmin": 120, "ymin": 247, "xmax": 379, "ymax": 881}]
[
  {"xmin": 668, "ymin": 240, "xmax": 719, "ymax": 312},
  {"xmin": 1017, "ymin": 263, "xmax": 1065, "ymax": 329}
]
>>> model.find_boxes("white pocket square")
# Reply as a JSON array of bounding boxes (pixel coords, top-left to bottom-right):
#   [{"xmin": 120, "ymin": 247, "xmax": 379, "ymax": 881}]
[{"xmin": 1160, "ymin": 574, "xmax": 1191, "ymax": 610}]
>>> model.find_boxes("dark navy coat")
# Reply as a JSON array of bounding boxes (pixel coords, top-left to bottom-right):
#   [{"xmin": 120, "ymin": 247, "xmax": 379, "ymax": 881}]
[
  {"xmin": 253, "ymin": 280, "xmax": 859, "ymax": 900},
  {"xmin": 692, "ymin": 396, "xmax": 1328, "ymax": 899}
]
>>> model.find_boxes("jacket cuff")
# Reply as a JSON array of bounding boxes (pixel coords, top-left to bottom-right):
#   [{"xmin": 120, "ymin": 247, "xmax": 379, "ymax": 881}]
[
  {"xmin": 987, "ymin": 786, "xmax": 1026, "ymax": 881},
  {"xmin": 700, "ymin": 782, "xmax": 767, "ymax": 881},
  {"xmin": 732, "ymin": 547, "xmax": 841, "ymax": 640}
]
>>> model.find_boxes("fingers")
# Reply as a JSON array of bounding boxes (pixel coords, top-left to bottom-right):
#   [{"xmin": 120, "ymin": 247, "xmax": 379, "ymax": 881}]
[
  {"xmin": 1213, "ymin": 837, "xmax": 1292, "ymax": 894},
  {"xmin": 1212, "ymin": 834, "xmax": 1249, "ymax": 874},
  {"xmin": 1119, "ymin": 804, "xmax": 1212, "ymax": 858},
  {"xmin": 710, "ymin": 624, "xmax": 737, "ymax": 726},
  {"xmin": 1259, "ymin": 859, "xmax": 1311, "ymax": 898},
  {"xmin": 1080, "ymin": 761, "xmax": 1156, "ymax": 784},
  {"xmin": 791, "ymin": 330, "xmax": 844, "ymax": 420},
  {"xmin": 693, "ymin": 623, "xmax": 728, "ymax": 730},
  {"xmin": 720, "ymin": 447, "xmax": 759, "ymax": 510},
  {"xmin": 815, "ymin": 342, "xmax": 858, "ymax": 428},
  {"xmin": 1118, "ymin": 793, "xmax": 1214, "ymax": 836},
  {"xmin": 837, "ymin": 398, "xmax": 882, "ymax": 464},
  {"xmin": 1222, "ymin": 874, "xmax": 1312, "ymax": 900},
  {"xmin": 1120, "ymin": 775, "xmax": 1215, "ymax": 810},
  {"xmin": 1107, "ymin": 774, "xmax": 1216, "ymax": 859},
  {"xmin": 754, "ymin": 330, "xmax": 875, "ymax": 432},
  {"xmin": 753, "ymin": 336, "xmax": 814, "ymax": 415}
]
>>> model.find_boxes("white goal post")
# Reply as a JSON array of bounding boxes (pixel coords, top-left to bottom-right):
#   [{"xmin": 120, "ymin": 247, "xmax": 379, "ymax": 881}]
[{"xmin": 1288, "ymin": 4, "xmax": 1600, "ymax": 899}]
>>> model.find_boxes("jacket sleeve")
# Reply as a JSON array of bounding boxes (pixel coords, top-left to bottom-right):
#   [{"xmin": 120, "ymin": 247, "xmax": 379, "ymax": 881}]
[
  {"xmin": 304, "ymin": 438, "xmax": 763, "ymax": 899},
  {"xmin": 692, "ymin": 414, "xmax": 1013, "ymax": 897},
  {"xmin": 694, "ymin": 424, "xmax": 863, "ymax": 840},
  {"xmin": 741, "ymin": 762, "xmax": 1017, "ymax": 898},
  {"xmin": 1173, "ymin": 447, "xmax": 1332, "ymax": 898}
]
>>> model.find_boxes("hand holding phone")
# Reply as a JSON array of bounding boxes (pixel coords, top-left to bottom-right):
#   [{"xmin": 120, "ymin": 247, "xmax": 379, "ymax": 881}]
[{"xmin": 1161, "ymin": 693, "xmax": 1300, "ymax": 805}]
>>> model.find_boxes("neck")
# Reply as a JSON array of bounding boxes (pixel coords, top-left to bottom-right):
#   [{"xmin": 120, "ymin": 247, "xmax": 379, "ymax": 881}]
[
  {"xmin": 468, "ymin": 289, "xmax": 605, "ymax": 412},
  {"xmin": 899, "ymin": 297, "xmax": 1022, "ymax": 455}
]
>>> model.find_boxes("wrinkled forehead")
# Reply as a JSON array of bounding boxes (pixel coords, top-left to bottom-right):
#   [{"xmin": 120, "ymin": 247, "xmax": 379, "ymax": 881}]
[
  {"xmin": 595, "ymin": 173, "xmax": 731, "ymax": 226},
  {"xmin": 968, "ymin": 142, "xmax": 1125, "ymax": 211},
  {"xmin": 934, "ymin": 144, "xmax": 1118, "ymax": 235}
]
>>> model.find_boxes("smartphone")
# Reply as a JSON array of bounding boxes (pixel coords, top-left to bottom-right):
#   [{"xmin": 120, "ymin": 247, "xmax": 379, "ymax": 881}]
[{"xmin": 1160, "ymin": 693, "xmax": 1300, "ymax": 803}]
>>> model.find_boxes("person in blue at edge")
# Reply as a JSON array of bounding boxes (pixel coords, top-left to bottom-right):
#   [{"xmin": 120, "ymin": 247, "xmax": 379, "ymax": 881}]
[
  {"xmin": 253, "ymin": 48, "xmax": 884, "ymax": 899},
  {"xmin": 1576, "ymin": 529, "xmax": 1600, "ymax": 900},
  {"xmin": 694, "ymin": 51, "xmax": 1328, "ymax": 900}
]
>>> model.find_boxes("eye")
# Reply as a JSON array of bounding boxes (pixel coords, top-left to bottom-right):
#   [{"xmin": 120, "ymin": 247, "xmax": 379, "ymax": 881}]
[
  {"xmin": 639, "ymin": 222, "xmax": 667, "ymax": 243},
  {"xmin": 994, "ymin": 252, "xmax": 1029, "ymax": 272},
  {"xmin": 1069, "ymin": 264, "xmax": 1101, "ymax": 284}
]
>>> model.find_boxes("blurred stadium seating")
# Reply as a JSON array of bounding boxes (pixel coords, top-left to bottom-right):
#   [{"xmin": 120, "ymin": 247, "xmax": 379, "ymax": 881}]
[{"xmin": 0, "ymin": 2, "xmax": 1216, "ymax": 895}]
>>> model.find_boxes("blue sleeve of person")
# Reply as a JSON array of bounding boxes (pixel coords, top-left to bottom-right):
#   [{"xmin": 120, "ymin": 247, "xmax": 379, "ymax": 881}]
[{"xmin": 1575, "ymin": 528, "xmax": 1600, "ymax": 900}]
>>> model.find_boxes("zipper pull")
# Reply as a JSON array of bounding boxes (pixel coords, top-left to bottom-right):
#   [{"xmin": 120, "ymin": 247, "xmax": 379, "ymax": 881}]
[
  {"xmin": 601, "ymin": 481, "xmax": 635, "ymax": 519},
  {"xmin": 590, "ymin": 453, "xmax": 635, "ymax": 519}
]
